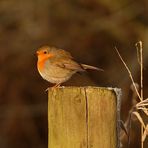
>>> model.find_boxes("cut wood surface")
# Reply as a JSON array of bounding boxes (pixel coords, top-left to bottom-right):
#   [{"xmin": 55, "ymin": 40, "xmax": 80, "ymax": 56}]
[{"xmin": 48, "ymin": 87, "xmax": 121, "ymax": 148}]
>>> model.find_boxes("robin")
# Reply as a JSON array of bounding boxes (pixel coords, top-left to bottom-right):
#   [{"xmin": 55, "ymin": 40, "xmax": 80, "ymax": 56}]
[{"xmin": 36, "ymin": 46, "xmax": 103, "ymax": 88}]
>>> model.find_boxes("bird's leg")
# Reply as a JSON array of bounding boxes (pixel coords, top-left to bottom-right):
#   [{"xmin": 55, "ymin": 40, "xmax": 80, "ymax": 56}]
[
  {"xmin": 45, "ymin": 83, "xmax": 61, "ymax": 92},
  {"xmin": 45, "ymin": 87, "xmax": 49, "ymax": 92},
  {"xmin": 52, "ymin": 83, "xmax": 61, "ymax": 88}
]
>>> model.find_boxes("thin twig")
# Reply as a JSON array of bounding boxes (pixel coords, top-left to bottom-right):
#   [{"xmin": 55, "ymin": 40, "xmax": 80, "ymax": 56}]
[
  {"xmin": 115, "ymin": 47, "xmax": 141, "ymax": 101},
  {"xmin": 136, "ymin": 41, "xmax": 143, "ymax": 100},
  {"xmin": 137, "ymin": 103, "xmax": 148, "ymax": 107},
  {"xmin": 135, "ymin": 41, "xmax": 144, "ymax": 148},
  {"xmin": 136, "ymin": 98, "xmax": 148, "ymax": 106},
  {"xmin": 115, "ymin": 42, "xmax": 147, "ymax": 147},
  {"xmin": 132, "ymin": 112, "xmax": 146, "ymax": 128}
]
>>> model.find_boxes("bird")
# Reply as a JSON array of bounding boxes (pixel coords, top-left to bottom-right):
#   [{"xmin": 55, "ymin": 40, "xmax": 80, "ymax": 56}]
[{"xmin": 36, "ymin": 46, "xmax": 103, "ymax": 88}]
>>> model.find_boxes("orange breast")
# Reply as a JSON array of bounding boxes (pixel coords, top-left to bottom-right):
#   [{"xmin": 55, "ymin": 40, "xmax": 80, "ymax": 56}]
[
  {"xmin": 37, "ymin": 53, "xmax": 54, "ymax": 71},
  {"xmin": 37, "ymin": 54, "xmax": 48, "ymax": 71},
  {"xmin": 37, "ymin": 60, "xmax": 46, "ymax": 71}
]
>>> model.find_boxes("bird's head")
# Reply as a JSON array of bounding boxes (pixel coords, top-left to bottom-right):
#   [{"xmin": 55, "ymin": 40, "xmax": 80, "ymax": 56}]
[{"xmin": 36, "ymin": 46, "xmax": 56, "ymax": 62}]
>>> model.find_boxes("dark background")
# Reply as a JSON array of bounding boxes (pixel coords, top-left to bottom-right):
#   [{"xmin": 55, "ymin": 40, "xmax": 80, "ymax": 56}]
[{"xmin": 0, "ymin": 0, "xmax": 148, "ymax": 148}]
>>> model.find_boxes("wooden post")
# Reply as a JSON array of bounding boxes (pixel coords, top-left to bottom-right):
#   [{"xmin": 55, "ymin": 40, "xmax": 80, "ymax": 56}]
[{"xmin": 48, "ymin": 87, "xmax": 121, "ymax": 148}]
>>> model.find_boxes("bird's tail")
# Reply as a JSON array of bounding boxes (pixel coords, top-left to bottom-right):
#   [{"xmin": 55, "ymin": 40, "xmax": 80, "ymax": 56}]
[{"xmin": 81, "ymin": 64, "xmax": 104, "ymax": 71}]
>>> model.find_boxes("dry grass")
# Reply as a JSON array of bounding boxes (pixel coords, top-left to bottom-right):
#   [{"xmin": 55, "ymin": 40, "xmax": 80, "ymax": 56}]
[{"xmin": 116, "ymin": 41, "xmax": 148, "ymax": 148}]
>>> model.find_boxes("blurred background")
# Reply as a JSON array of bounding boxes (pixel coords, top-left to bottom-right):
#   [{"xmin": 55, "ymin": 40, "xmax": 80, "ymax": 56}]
[{"xmin": 0, "ymin": 0, "xmax": 147, "ymax": 148}]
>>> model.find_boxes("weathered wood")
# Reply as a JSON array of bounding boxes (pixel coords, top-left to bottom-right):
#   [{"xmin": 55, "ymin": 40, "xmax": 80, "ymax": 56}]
[{"xmin": 48, "ymin": 87, "xmax": 121, "ymax": 148}]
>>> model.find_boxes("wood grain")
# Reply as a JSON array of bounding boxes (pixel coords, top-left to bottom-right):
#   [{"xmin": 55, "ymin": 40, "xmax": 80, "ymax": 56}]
[{"xmin": 48, "ymin": 87, "xmax": 119, "ymax": 148}]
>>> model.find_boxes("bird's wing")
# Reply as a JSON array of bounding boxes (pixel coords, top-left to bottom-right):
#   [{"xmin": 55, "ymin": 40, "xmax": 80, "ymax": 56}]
[
  {"xmin": 54, "ymin": 59, "xmax": 85, "ymax": 72},
  {"xmin": 57, "ymin": 49, "xmax": 73, "ymax": 59}
]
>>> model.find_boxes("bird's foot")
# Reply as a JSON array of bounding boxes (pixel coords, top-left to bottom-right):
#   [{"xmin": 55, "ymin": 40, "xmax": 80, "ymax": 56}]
[
  {"xmin": 45, "ymin": 83, "xmax": 61, "ymax": 92},
  {"xmin": 52, "ymin": 83, "xmax": 61, "ymax": 89},
  {"xmin": 45, "ymin": 87, "xmax": 50, "ymax": 92}
]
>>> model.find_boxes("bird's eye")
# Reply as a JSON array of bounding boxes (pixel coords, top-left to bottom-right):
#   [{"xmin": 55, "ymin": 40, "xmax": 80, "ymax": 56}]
[{"xmin": 43, "ymin": 51, "xmax": 47, "ymax": 54}]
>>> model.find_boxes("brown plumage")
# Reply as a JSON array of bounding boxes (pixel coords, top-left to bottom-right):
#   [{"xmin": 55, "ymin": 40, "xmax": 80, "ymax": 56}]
[{"xmin": 36, "ymin": 46, "xmax": 103, "ymax": 87}]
